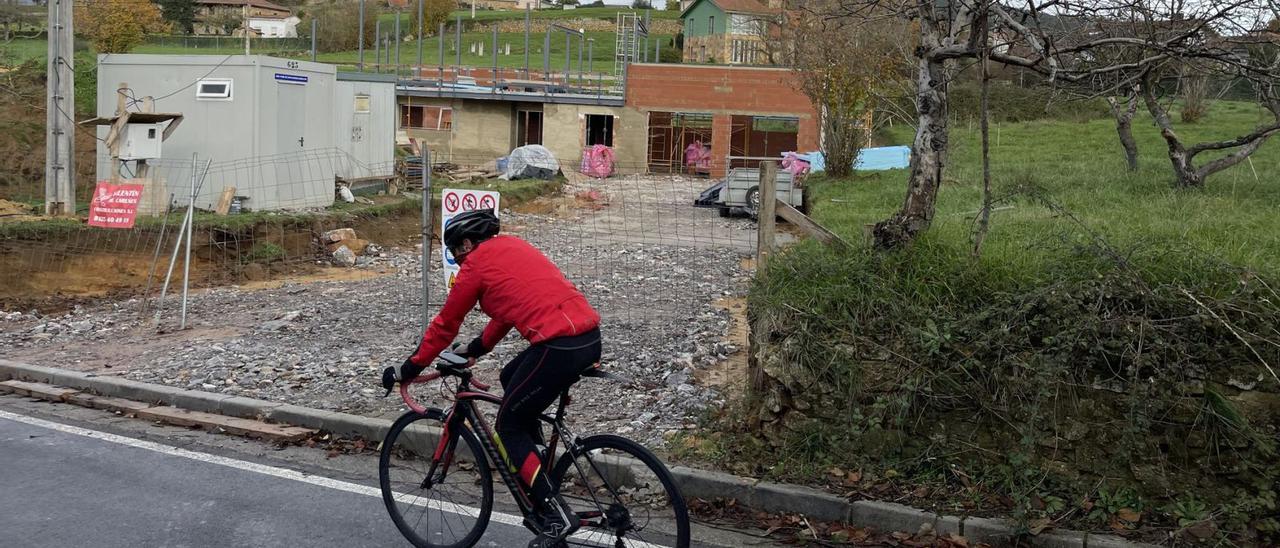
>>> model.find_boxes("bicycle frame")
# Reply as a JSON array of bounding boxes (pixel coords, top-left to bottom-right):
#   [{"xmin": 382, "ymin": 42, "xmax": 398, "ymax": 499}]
[{"xmin": 399, "ymin": 367, "xmax": 583, "ymax": 522}]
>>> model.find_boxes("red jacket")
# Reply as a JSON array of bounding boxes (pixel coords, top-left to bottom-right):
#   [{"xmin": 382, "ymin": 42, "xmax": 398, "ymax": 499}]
[{"xmin": 411, "ymin": 235, "xmax": 601, "ymax": 365}]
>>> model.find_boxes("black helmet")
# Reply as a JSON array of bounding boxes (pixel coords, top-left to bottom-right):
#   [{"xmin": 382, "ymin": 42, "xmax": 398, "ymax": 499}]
[{"xmin": 444, "ymin": 209, "xmax": 500, "ymax": 250}]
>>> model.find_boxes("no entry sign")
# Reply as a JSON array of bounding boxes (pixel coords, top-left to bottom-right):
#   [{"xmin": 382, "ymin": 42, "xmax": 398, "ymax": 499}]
[
  {"xmin": 87, "ymin": 182, "xmax": 144, "ymax": 229},
  {"xmin": 440, "ymin": 188, "xmax": 500, "ymax": 291}
]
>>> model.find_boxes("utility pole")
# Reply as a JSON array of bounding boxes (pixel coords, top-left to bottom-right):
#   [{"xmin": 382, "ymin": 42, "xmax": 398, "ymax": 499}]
[
  {"xmin": 45, "ymin": 0, "xmax": 75, "ymax": 216},
  {"xmin": 358, "ymin": 0, "xmax": 365, "ymax": 71},
  {"xmin": 243, "ymin": 5, "xmax": 250, "ymax": 55}
]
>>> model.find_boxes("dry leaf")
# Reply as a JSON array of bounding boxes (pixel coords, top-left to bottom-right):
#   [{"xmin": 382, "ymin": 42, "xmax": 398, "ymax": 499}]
[
  {"xmin": 1185, "ymin": 519, "xmax": 1217, "ymax": 539},
  {"xmin": 846, "ymin": 470, "xmax": 863, "ymax": 484},
  {"xmin": 944, "ymin": 533, "xmax": 969, "ymax": 547},
  {"xmin": 912, "ymin": 486, "xmax": 930, "ymax": 498},
  {"xmin": 1116, "ymin": 508, "xmax": 1142, "ymax": 523},
  {"xmin": 891, "ymin": 531, "xmax": 912, "ymax": 541},
  {"xmin": 829, "ymin": 467, "xmax": 845, "ymax": 478},
  {"xmin": 1028, "ymin": 517, "xmax": 1051, "ymax": 535}
]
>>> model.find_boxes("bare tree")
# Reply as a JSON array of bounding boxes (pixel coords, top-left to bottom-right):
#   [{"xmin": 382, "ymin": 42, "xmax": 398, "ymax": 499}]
[
  {"xmin": 803, "ymin": 0, "xmax": 1280, "ymax": 247},
  {"xmin": 1107, "ymin": 86, "xmax": 1142, "ymax": 171}
]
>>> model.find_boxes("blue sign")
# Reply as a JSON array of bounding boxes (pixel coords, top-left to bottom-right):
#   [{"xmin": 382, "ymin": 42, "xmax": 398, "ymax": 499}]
[{"xmin": 274, "ymin": 73, "xmax": 308, "ymax": 85}]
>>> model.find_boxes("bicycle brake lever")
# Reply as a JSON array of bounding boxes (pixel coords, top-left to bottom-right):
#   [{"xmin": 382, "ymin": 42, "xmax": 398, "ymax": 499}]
[{"xmin": 380, "ymin": 366, "xmax": 396, "ymax": 398}]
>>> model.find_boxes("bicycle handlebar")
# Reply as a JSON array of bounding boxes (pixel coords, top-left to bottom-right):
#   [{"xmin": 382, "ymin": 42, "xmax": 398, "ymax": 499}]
[{"xmin": 398, "ymin": 352, "xmax": 491, "ymax": 414}]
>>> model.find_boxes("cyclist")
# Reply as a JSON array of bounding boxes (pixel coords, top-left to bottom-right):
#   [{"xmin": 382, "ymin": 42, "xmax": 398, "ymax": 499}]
[{"xmin": 382, "ymin": 208, "xmax": 602, "ymax": 547}]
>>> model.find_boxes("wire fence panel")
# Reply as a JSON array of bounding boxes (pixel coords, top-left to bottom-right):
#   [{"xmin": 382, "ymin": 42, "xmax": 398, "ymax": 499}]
[{"xmin": 0, "ymin": 150, "xmax": 760, "ymax": 448}]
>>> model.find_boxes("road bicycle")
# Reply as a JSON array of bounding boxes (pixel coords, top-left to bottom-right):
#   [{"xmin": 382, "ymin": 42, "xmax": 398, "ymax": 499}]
[{"xmin": 378, "ymin": 351, "xmax": 691, "ymax": 548}]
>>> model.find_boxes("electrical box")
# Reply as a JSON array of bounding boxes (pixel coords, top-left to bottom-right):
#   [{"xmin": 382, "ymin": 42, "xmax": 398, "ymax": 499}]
[{"xmin": 119, "ymin": 123, "xmax": 163, "ymax": 161}]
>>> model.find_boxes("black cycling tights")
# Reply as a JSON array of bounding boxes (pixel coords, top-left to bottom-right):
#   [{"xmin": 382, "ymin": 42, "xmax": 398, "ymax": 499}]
[{"xmin": 495, "ymin": 327, "xmax": 602, "ymax": 510}]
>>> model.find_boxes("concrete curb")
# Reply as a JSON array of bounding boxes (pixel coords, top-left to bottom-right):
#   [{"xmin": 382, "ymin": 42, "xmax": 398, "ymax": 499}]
[{"xmin": 0, "ymin": 359, "xmax": 1155, "ymax": 547}]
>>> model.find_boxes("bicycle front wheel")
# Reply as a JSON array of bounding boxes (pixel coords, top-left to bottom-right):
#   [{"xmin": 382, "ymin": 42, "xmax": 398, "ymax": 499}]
[
  {"xmin": 549, "ymin": 434, "xmax": 691, "ymax": 548},
  {"xmin": 379, "ymin": 410, "xmax": 493, "ymax": 548}
]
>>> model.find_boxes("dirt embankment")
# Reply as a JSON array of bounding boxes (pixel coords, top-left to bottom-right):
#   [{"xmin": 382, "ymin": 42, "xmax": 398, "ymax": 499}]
[{"xmin": 0, "ymin": 204, "xmax": 426, "ymax": 313}]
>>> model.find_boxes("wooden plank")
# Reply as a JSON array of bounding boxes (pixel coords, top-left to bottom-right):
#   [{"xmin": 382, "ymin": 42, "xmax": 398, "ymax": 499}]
[
  {"xmin": 0, "ymin": 380, "xmax": 80, "ymax": 402},
  {"xmin": 135, "ymin": 406, "xmax": 315, "ymax": 443},
  {"xmin": 777, "ymin": 202, "xmax": 851, "ymax": 251},
  {"xmin": 65, "ymin": 393, "xmax": 154, "ymax": 414},
  {"xmin": 757, "ymin": 161, "xmax": 778, "ymax": 264},
  {"xmin": 214, "ymin": 186, "xmax": 236, "ymax": 216}
]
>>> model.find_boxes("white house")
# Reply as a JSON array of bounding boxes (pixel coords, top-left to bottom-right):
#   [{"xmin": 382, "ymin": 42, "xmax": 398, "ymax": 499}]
[{"xmin": 249, "ymin": 15, "xmax": 301, "ymax": 38}]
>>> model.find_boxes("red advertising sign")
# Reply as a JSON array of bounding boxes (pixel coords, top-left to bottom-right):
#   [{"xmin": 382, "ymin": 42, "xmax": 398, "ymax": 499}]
[{"xmin": 87, "ymin": 182, "xmax": 144, "ymax": 229}]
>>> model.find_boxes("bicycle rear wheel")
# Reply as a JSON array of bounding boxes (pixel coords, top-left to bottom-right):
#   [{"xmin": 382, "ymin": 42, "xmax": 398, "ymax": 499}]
[
  {"xmin": 379, "ymin": 410, "xmax": 493, "ymax": 548},
  {"xmin": 549, "ymin": 434, "xmax": 691, "ymax": 548}
]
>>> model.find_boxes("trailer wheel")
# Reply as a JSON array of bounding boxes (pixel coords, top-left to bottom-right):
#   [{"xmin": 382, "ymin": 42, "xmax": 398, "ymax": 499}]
[{"xmin": 745, "ymin": 185, "xmax": 760, "ymax": 217}]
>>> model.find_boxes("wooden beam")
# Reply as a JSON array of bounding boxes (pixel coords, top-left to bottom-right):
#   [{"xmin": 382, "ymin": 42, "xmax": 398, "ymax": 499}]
[
  {"xmin": 214, "ymin": 186, "xmax": 237, "ymax": 216},
  {"xmin": 777, "ymin": 202, "xmax": 851, "ymax": 251},
  {"xmin": 756, "ymin": 161, "xmax": 777, "ymax": 264}
]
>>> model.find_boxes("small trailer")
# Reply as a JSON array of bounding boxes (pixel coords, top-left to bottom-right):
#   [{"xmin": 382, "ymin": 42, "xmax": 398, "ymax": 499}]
[{"xmin": 694, "ymin": 157, "xmax": 806, "ymax": 218}]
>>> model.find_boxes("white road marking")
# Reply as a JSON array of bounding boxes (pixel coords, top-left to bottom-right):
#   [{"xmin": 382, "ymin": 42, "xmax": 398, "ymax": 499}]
[{"xmin": 0, "ymin": 409, "xmax": 670, "ymax": 548}]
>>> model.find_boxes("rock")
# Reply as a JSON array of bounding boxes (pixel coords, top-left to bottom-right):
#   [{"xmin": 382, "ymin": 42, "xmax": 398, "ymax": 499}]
[
  {"xmin": 325, "ymin": 228, "xmax": 358, "ymax": 243},
  {"xmin": 638, "ymin": 412, "xmax": 657, "ymax": 423},
  {"xmin": 331, "ymin": 245, "xmax": 357, "ymax": 267},
  {"xmin": 664, "ymin": 370, "xmax": 689, "ymax": 387},
  {"xmin": 258, "ymin": 312, "xmax": 301, "ymax": 332},
  {"xmin": 327, "ymin": 239, "xmax": 370, "ymax": 255},
  {"xmin": 242, "ymin": 263, "xmax": 268, "ymax": 281}
]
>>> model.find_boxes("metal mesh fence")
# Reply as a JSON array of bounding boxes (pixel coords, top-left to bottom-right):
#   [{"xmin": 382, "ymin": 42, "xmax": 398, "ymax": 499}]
[{"xmin": 1, "ymin": 149, "xmax": 761, "ymax": 442}]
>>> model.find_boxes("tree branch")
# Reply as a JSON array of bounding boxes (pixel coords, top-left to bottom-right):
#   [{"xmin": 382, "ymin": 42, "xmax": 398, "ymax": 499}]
[
  {"xmin": 1187, "ymin": 123, "xmax": 1280, "ymax": 157},
  {"xmin": 1194, "ymin": 124, "xmax": 1280, "ymax": 177}
]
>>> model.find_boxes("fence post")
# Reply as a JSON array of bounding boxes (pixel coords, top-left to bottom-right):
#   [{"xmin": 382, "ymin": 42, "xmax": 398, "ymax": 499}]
[
  {"xmin": 420, "ymin": 148, "xmax": 432, "ymax": 333},
  {"xmin": 757, "ymin": 161, "xmax": 777, "ymax": 265}
]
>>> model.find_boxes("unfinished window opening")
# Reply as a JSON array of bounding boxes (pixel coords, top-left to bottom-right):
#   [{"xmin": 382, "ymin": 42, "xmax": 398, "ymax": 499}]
[
  {"xmin": 517, "ymin": 110, "xmax": 543, "ymax": 147},
  {"xmin": 647, "ymin": 111, "xmax": 713, "ymax": 174},
  {"xmin": 400, "ymin": 104, "xmax": 452, "ymax": 130},
  {"xmin": 729, "ymin": 115, "xmax": 800, "ymax": 169},
  {"xmin": 585, "ymin": 114, "xmax": 613, "ymax": 147},
  {"xmin": 354, "ymin": 94, "xmax": 371, "ymax": 114},
  {"xmin": 196, "ymin": 79, "xmax": 233, "ymax": 100}
]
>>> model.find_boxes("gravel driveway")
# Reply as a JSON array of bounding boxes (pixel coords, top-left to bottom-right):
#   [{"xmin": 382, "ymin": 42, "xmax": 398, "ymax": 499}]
[{"xmin": 0, "ymin": 175, "xmax": 756, "ymax": 449}]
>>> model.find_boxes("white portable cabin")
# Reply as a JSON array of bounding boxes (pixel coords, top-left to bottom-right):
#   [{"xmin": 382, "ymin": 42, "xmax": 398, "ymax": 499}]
[{"xmin": 95, "ymin": 55, "xmax": 395, "ymax": 213}]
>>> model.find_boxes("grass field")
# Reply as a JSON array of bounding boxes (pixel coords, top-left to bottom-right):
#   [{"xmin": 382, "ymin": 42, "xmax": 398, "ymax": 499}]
[
  {"xmin": 429, "ymin": 6, "xmax": 680, "ymax": 23},
  {"xmin": 1, "ymin": 30, "xmax": 675, "ymax": 74},
  {"xmin": 811, "ymin": 100, "xmax": 1280, "ymax": 280},
  {"xmin": 721, "ymin": 101, "xmax": 1280, "ymax": 541}
]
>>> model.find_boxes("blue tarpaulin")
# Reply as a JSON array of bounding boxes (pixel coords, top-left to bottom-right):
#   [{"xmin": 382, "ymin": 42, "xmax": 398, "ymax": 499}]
[{"xmin": 793, "ymin": 146, "xmax": 911, "ymax": 172}]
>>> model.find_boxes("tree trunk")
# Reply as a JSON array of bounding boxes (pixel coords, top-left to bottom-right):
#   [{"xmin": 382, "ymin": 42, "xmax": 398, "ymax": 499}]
[
  {"xmin": 872, "ymin": 52, "xmax": 949, "ymax": 248},
  {"xmin": 1141, "ymin": 81, "xmax": 1203, "ymax": 188},
  {"xmin": 1107, "ymin": 90, "xmax": 1140, "ymax": 172}
]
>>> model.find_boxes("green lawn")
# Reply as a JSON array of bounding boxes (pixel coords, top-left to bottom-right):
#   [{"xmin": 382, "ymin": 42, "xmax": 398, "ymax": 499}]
[
  {"xmin": 407, "ymin": 6, "xmax": 681, "ymax": 23},
  {"xmin": 317, "ymin": 30, "xmax": 673, "ymax": 73},
  {"xmin": 2, "ymin": 32, "xmax": 675, "ymax": 74},
  {"xmin": 810, "ymin": 100, "xmax": 1280, "ymax": 280}
]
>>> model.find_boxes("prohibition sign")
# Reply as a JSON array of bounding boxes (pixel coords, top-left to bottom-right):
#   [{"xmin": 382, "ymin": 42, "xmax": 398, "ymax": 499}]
[
  {"xmin": 443, "ymin": 192, "xmax": 460, "ymax": 213},
  {"xmin": 462, "ymin": 194, "xmax": 478, "ymax": 211},
  {"xmin": 479, "ymin": 194, "xmax": 496, "ymax": 211}
]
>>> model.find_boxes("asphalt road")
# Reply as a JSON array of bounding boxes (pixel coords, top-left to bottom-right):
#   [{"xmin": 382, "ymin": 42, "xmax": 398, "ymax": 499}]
[{"xmin": 0, "ymin": 404, "xmax": 704, "ymax": 548}]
